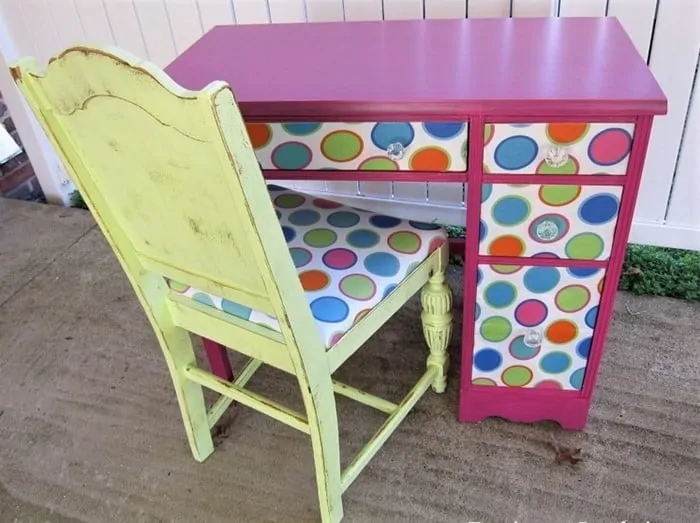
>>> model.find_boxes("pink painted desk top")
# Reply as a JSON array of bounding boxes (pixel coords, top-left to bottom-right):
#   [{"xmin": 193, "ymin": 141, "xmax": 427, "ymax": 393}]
[{"xmin": 166, "ymin": 17, "xmax": 666, "ymax": 119}]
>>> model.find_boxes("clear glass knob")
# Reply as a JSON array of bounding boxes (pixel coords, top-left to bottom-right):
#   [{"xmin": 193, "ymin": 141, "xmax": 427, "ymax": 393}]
[
  {"xmin": 544, "ymin": 146, "xmax": 569, "ymax": 168},
  {"xmin": 386, "ymin": 142, "xmax": 406, "ymax": 161},
  {"xmin": 536, "ymin": 220, "xmax": 559, "ymax": 241},
  {"xmin": 524, "ymin": 329, "xmax": 543, "ymax": 347}
]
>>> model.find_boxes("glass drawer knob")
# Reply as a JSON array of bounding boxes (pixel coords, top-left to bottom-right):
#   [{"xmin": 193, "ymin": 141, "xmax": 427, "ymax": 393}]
[
  {"xmin": 524, "ymin": 329, "xmax": 543, "ymax": 347},
  {"xmin": 544, "ymin": 146, "xmax": 569, "ymax": 168},
  {"xmin": 386, "ymin": 142, "xmax": 406, "ymax": 161},
  {"xmin": 536, "ymin": 220, "xmax": 559, "ymax": 241}
]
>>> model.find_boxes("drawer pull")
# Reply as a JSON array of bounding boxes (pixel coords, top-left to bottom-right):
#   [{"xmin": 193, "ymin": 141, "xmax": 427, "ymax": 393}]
[
  {"xmin": 523, "ymin": 329, "xmax": 543, "ymax": 348},
  {"xmin": 544, "ymin": 146, "xmax": 569, "ymax": 168},
  {"xmin": 535, "ymin": 219, "xmax": 560, "ymax": 241},
  {"xmin": 386, "ymin": 142, "xmax": 407, "ymax": 161}
]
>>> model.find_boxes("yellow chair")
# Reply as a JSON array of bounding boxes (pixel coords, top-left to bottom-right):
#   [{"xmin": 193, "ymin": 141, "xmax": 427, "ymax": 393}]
[{"xmin": 11, "ymin": 46, "xmax": 453, "ymax": 522}]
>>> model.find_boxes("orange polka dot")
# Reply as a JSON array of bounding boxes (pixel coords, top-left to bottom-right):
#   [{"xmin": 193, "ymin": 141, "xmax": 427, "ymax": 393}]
[
  {"xmin": 546, "ymin": 320, "xmax": 578, "ymax": 344},
  {"xmin": 488, "ymin": 235, "xmax": 525, "ymax": 257},
  {"xmin": 410, "ymin": 147, "xmax": 450, "ymax": 171},
  {"xmin": 246, "ymin": 123, "xmax": 272, "ymax": 149},
  {"xmin": 299, "ymin": 270, "xmax": 330, "ymax": 291},
  {"xmin": 546, "ymin": 123, "xmax": 589, "ymax": 145},
  {"xmin": 597, "ymin": 277, "xmax": 605, "ymax": 295},
  {"xmin": 353, "ymin": 309, "xmax": 371, "ymax": 326}
]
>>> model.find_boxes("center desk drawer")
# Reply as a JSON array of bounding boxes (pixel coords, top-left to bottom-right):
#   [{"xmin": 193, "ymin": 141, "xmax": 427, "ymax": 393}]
[{"xmin": 246, "ymin": 121, "xmax": 468, "ymax": 172}]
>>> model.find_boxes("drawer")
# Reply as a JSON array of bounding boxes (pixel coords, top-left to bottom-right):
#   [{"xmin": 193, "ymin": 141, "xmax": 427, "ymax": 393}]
[
  {"xmin": 246, "ymin": 121, "xmax": 468, "ymax": 172},
  {"xmin": 483, "ymin": 122, "xmax": 634, "ymax": 175},
  {"xmin": 479, "ymin": 183, "xmax": 623, "ymax": 261},
  {"xmin": 472, "ymin": 263, "xmax": 605, "ymax": 390}
]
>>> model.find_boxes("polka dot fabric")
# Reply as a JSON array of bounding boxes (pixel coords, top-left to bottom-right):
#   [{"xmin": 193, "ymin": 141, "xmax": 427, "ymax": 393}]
[
  {"xmin": 472, "ymin": 264, "xmax": 605, "ymax": 390},
  {"xmin": 167, "ymin": 185, "xmax": 447, "ymax": 349},
  {"xmin": 483, "ymin": 122, "xmax": 634, "ymax": 175},
  {"xmin": 479, "ymin": 183, "xmax": 622, "ymax": 260},
  {"xmin": 245, "ymin": 121, "xmax": 468, "ymax": 172}
]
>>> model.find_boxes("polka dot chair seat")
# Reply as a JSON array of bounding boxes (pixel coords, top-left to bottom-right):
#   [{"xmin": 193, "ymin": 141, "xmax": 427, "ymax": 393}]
[{"xmin": 168, "ymin": 185, "xmax": 448, "ymax": 348}]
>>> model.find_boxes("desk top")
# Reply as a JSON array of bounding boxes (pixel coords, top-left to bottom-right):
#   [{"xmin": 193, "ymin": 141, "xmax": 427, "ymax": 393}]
[{"xmin": 166, "ymin": 17, "xmax": 666, "ymax": 119}]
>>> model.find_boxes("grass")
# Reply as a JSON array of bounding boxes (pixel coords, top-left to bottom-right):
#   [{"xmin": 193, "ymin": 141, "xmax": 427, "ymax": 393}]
[{"xmin": 70, "ymin": 190, "xmax": 699, "ymax": 302}]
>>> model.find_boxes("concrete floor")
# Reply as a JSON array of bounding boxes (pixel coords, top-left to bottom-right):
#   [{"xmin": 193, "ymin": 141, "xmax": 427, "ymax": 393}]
[{"xmin": 0, "ymin": 197, "xmax": 698, "ymax": 523}]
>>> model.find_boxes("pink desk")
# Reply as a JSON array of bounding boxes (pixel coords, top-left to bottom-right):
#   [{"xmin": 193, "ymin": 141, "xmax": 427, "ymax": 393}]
[{"xmin": 167, "ymin": 17, "xmax": 666, "ymax": 429}]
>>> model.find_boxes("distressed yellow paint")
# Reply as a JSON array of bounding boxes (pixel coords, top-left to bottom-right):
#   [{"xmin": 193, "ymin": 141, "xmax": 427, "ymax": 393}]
[{"xmin": 11, "ymin": 46, "xmax": 453, "ymax": 522}]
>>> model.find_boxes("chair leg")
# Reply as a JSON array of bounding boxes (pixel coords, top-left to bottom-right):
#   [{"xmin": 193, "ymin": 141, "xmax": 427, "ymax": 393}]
[
  {"xmin": 421, "ymin": 269, "xmax": 453, "ymax": 393},
  {"xmin": 159, "ymin": 324, "xmax": 215, "ymax": 462}
]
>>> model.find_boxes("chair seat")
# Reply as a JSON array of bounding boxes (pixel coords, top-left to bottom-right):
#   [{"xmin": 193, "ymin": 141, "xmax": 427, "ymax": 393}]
[{"xmin": 167, "ymin": 185, "xmax": 447, "ymax": 348}]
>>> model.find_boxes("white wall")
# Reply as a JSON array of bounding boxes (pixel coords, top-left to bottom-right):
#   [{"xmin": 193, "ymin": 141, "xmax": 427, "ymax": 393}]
[{"xmin": 0, "ymin": 0, "xmax": 698, "ymax": 250}]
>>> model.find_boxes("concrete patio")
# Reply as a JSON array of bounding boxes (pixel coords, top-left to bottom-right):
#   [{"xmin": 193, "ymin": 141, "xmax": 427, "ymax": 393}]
[{"xmin": 0, "ymin": 197, "xmax": 698, "ymax": 523}]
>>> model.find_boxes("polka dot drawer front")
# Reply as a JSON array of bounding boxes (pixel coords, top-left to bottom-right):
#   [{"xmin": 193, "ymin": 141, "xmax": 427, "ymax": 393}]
[
  {"xmin": 480, "ymin": 183, "xmax": 623, "ymax": 261},
  {"xmin": 472, "ymin": 264, "xmax": 604, "ymax": 390},
  {"xmin": 246, "ymin": 121, "xmax": 468, "ymax": 172},
  {"xmin": 483, "ymin": 122, "xmax": 634, "ymax": 175}
]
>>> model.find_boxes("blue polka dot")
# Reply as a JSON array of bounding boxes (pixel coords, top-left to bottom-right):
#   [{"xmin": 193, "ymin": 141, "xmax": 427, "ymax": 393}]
[
  {"xmin": 370, "ymin": 122, "xmax": 415, "ymax": 150},
  {"xmin": 577, "ymin": 337, "xmax": 591, "ymax": 359},
  {"xmin": 221, "ymin": 300, "xmax": 252, "ymax": 320},
  {"xmin": 275, "ymin": 210, "xmax": 282, "ymax": 219},
  {"xmin": 578, "ymin": 194, "xmax": 620, "ymax": 225},
  {"xmin": 492, "ymin": 196, "xmax": 531, "ymax": 226},
  {"xmin": 281, "ymin": 122, "xmax": 322, "ymax": 135},
  {"xmin": 192, "ymin": 292, "xmax": 215, "ymax": 308},
  {"xmin": 282, "ymin": 226, "xmax": 296, "ymax": 242},
  {"xmin": 568, "ymin": 267, "xmax": 600, "ymax": 278},
  {"xmin": 523, "ymin": 266, "xmax": 561, "ymax": 293},
  {"xmin": 481, "ymin": 184, "xmax": 493, "ymax": 202},
  {"xmin": 364, "ymin": 252, "xmax": 400, "ymax": 277},
  {"xmin": 346, "ymin": 229, "xmax": 379, "ymax": 248},
  {"xmin": 509, "ymin": 335, "xmax": 540, "ymax": 360},
  {"xmin": 267, "ymin": 184, "xmax": 286, "ymax": 191},
  {"xmin": 288, "ymin": 210, "xmax": 320, "ymax": 226},
  {"xmin": 327, "ymin": 211, "xmax": 360, "ymax": 228},
  {"xmin": 477, "ymin": 268, "xmax": 483, "ymax": 286},
  {"xmin": 509, "ymin": 123, "xmax": 534, "ymax": 128},
  {"xmin": 494, "ymin": 135, "xmax": 539, "ymax": 170},
  {"xmin": 484, "ymin": 281, "xmax": 517, "ymax": 308},
  {"xmin": 383, "ymin": 284, "xmax": 397, "ymax": 299},
  {"xmin": 585, "ymin": 306, "xmax": 598, "ymax": 329},
  {"xmin": 369, "ymin": 215, "xmax": 401, "ymax": 228},
  {"xmin": 409, "ymin": 220, "xmax": 441, "ymax": 230},
  {"xmin": 570, "ymin": 368, "xmax": 585, "ymax": 390},
  {"xmin": 533, "ymin": 252, "xmax": 560, "ymax": 259},
  {"xmin": 474, "ymin": 348, "xmax": 503, "ymax": 372},
  {"xmin": 474, "ymin": 303, "xmax": 481, "ymax": 320},
  {"xmin": 310, "ymin": 297, "xmax": 349, "ymax": 323},
  {"xmin": 479, "ymin": 220, "xmax": 487, "ymax": 242},
  {"xmin": 272, "ymin": 142, "xmax": 312, "ymax": 169},
  {"xmin": 540, "ymin": 352, "xmax": 572, "ymax": 374},
  {"xmin": 422, "ymin": 122, "xmax": 466, "ymax": 140},
  {"xmin": 289, "ymin": 247, "xmax": 311, "ymax": 267}
]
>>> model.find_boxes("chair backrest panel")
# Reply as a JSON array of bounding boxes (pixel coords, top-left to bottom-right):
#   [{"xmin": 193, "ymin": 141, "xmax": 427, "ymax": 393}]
[{"xmin": 15, "ymin": 48, "xmax": 278, "ymax": 313}]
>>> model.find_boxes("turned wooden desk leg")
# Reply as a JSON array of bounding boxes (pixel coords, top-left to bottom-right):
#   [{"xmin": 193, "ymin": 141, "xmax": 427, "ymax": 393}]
[{"xmin": 202, "ymin": 338, "xmax": 234, "ymax": 381}]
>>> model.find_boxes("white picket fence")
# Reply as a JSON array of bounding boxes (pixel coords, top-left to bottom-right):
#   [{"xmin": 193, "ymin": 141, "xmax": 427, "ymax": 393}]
[{"xmin": 0, "ymin": 0, "xmax": 698, "ymax": 250}]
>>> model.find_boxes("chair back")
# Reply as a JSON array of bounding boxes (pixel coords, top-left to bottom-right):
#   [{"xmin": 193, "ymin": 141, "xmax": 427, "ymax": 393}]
[{"xmin": 11, "ymin": 46, "xmax": 325, "ymax": 371}]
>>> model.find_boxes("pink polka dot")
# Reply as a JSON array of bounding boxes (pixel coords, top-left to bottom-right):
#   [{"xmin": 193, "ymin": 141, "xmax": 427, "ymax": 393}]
[
  {"xmin": 313, "ymin": 198, "xmax": 342, "ymax": 209},
  {"xmin": 534, "ymin": 380, "xmax": 562, "ymax": 389},
  {"xmin": 588, "ymin": 128, "xmax": 632, "ymax": 166},
  {"xmin": 514, "ymin": 299, "xmax": 548, "ymax": 327},
  {"xmin": 428, "ymin": 237, "xmax": 446, "ymax": 253},
  {"xmin": 329, "ymin": 331, "xmax": 345, "ymax": 346},
  {"xmin": 322, "ymin": 248, "xmax": 357, "ymax": 270}
]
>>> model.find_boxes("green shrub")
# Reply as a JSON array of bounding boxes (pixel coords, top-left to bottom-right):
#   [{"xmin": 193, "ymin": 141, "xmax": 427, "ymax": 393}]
[{"xmin": 69, "ymin": 189, "xmax": 88, "ymax": 210}]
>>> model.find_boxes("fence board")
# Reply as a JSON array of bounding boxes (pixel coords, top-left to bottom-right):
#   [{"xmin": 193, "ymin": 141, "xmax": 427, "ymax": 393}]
[
  {"xmin": 47, "ymin": 0, "xmax": 86, "ymax": 49},
  {"xmin": 72, "ymin": 0, "xmax": 114, "ymax": 45},
  {"xmin": 101, "ymin": 0, "xmax": 148, "ymax": 58},
  {"xmin": 268, "ymin": 0, "xmax": 306, "ymax": 23},
  {"xmin": 635, "ymin": 0, "xmax": 700, "ymax": 225},
  {"xmin": 133, "ymin": 1, "xmax": 177, "ymax": 65},
  {"xmin": 197, "ymin": 0, "xmax": 236, "ymax": 30},
  {"xmin": 467, "ymin": 0, "xmax": 511, "ymax": 17},
  {"xmin": 164, "ymin": 1, "xmax": 205, "ymax": 55},
  {"xmin": 17, "ymin": 0, "xmax": 62, "ymax": 63},
  {"xmin": 231, "ymin": 0, "xmax": 270, "ymax": 24},
  {"xmin": 511, "ymin": 0, "xmax": 554, "ymax": 17},
  {"xmin": 558, "ymin": 0, "xmax": 607, "ymax": 17},
  {"xmin": 607, "ymin": 0, "xmax": 657, "ymax": 60},
  {"xmin": 343, "ymin": 0, "xmax": 383, "ymax": 21},
  {"xmin": 425, "ymin": 0, "xmax": 467, "ymax": 19},
  {"xmin": 305, "ymin": 0, "xmax": 344, "ymax": 22}
]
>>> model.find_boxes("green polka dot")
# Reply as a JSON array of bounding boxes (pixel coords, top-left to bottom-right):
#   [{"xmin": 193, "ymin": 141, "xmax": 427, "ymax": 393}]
[
  {"xmin": 388, "ymin": 231, "xmax": 421, "ymax": 254},
  {"xmin": 502, "ymin": 365, "xmax": 533, "ymax": 387},
  {"xmin": 166, "ymin": 279, "xmax": 189, "ymax": 292},
  {"xmin": 484, "ymin": 124, "xmax": 494, "ymax": 144},
  {"xmin": 321, "ymin": 131, "xmax": 363, "ymax": 162},
  {"xmin": 539, "ymin": 184, "xmax": 581, "ymax": 206},
  {"xmin": 461, "ymin": 140, "xmax": 468, "ymax": 162},
  {"xmin": 359, "ymin": 157, "xmax": 398, "ymax": 171},
  {"xmin": 555, "ymin": 285, "xmax": 591, "ymax": 312},
  {"xmin": 491, "ymin": 264, "xmax": 521, "ymax": 275},
  {"xmin": 340, "ymin": 274, "xmax": 375, "ymax": 300},
  {"xmin": 536, "ymin": 157, "xmax": 578, "ymax": 175},
  {"xmin": 275, "ymin": 193, "xmax": 306, "ymax": 209},
  {"xmin": 304, "ymin": 228, "xmax": 337, "ymax": 248},
  {"xmin": 472, "ymin": 378, "xmax": 496, "ymax": 386},
  {"xmin": 479, "ymin": 316, "xmax": 512, "ymax": 343},
  {"xmin": 565, "ymin": 233, "xmax": 604, "ymax": 260},
  {"xmin": 192, "ymin": 292, "xmax": 215, "ymax": 308}
]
